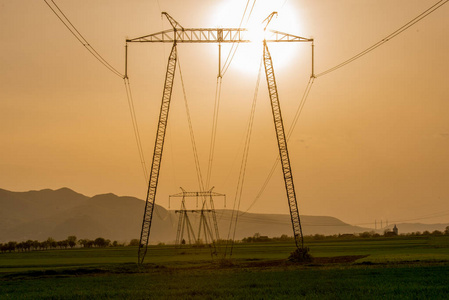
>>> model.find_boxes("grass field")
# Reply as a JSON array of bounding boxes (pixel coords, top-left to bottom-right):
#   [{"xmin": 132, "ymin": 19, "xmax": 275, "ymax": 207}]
[{"xmin": 1, "ymin": 236, "xmax": 449, "ymax": 299}]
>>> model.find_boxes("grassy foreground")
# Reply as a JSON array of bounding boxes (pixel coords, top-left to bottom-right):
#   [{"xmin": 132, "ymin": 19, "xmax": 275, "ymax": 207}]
[{"xmin": 1, "ymin": 236, "xmax": 449, "ymax": 299}]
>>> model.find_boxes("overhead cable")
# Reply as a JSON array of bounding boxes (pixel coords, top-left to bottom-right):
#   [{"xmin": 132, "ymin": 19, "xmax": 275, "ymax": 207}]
[
  {"xmin": 224, "ymin": 58, "xmax": 263, "ymax": 257},
  {"xmin": 205, "ymin": 77, "xmax": 223, "ymax": 189},
  {"xmin": 178, "ymin": 58, "xmax": 205, "ymax": 192},
  {"xmin": 242, "ymin": 76, "xmax": 315, "ymax": 215},
  {"xmin": 221, "ymin": 0, "xmax": 257, "ymax": 76},
  {"xmin": 316, "ymin": 0, "xmax": 448, "ymax": 77},
  {"xmin": 243, "ymin": 0, "xmax": 447, "ymax": 215},
  {"xmin": 123, "ymin": 78, "xmax": 148, "ymax": 182},
  {"xmin": 43, "ymin": 0, "xmax": 124, "ymax": 78}
]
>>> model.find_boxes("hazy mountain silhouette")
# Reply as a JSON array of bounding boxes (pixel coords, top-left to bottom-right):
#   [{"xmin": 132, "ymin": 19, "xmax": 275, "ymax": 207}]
[{"xmin": 1, "ymin": 188, "xmax": 447, "ymax": 243}]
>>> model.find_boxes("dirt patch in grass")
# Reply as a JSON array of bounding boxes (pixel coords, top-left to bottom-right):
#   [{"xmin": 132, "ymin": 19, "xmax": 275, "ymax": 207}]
[
  {"xmin": 213, "ymin": 255, "xmax": 370, "ymax": 269},
  {"xmin": 312, "ymin": 255, "xmax": 369, "ymax": 264}
]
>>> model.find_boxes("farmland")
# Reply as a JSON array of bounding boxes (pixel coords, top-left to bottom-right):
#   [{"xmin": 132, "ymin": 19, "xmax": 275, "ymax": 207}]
[{"xmin": 1, "ymin": 236, "xmax": 449, "ymax": 299}]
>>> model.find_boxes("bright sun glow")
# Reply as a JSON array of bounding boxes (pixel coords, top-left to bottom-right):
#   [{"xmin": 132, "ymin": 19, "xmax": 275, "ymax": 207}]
[{"xmin": 211, "ymin": 0, "xmax": 304, "ymax": 74}]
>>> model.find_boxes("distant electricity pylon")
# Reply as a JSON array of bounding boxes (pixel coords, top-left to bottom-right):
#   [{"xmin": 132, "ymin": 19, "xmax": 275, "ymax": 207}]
[
  {"xmin": 169, "ymin": 188, "xmax": 225, "ymax": 249},
  {"xmin": 126, "ymin": 12, "xmax": 314, "ymax": 265}
]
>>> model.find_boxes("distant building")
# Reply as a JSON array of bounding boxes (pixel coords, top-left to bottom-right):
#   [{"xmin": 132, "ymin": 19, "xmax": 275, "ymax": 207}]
[
  {"xmin": 393, "ymin": 224, "xmax": 398, "ymax": 235},
  {"xmin": 384, "ymin": 225, "xmax": 399, "ymax": 237}
]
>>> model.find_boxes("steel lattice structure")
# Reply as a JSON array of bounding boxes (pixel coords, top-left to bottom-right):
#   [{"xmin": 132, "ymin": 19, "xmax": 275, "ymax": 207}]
[
  {"xmin": 128, "ymin": 12, "xmax": 313, "ymax": 265},
  {"xmin": 137, "ymin": 43, "xmax": 177, "ymax": 265},
  {"xmin": 170, "ymin": 188, "xmax": 226, "ymax": 247},
  {"xmin": 263, "ymin": 40, "xmax": 304, "ymax": 249},
  {"xmin": 127, "ymin": 28, "xmax": 312, "ymax": 44}
]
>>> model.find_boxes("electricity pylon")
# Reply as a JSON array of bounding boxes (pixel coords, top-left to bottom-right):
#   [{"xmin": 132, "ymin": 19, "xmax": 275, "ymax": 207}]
[
  {"xmin": 126, "ymin": 12, "xmax": 313, "ymax": 265},
  {"xmin": 170, "ymin": 188, "xmax": 226, "ymax": 247}
]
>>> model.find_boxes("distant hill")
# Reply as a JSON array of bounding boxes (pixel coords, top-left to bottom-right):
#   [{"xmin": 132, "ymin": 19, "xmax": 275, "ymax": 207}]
[{"xmin": 1, "ymin": 188, "xmax": 447, "ymax": 243}]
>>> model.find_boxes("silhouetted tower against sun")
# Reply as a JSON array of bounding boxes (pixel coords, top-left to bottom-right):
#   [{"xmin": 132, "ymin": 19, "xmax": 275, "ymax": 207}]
[{"xmin": 126, "ymin": 12, "xmax": 314, "ymax": 264}]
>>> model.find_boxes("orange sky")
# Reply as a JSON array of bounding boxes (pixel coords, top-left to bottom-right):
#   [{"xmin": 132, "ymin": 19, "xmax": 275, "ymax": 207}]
[{"xmin": 1, "ymin": 0, "xmax": 448, "ymax": 227}]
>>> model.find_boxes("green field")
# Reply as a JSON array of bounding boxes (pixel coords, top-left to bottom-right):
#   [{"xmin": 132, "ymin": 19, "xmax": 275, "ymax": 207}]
[{"xmin": 1, "ymin": 236, "xmax": 449, "ymax": 299}]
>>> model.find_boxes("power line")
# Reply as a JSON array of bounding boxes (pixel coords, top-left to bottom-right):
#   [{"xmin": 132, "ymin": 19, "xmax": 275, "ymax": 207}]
[
  {"xmin": 178, "ymin": 58, "xmax": 205, "ymax": 192},
  {"xmin": 43, "ymin": 0, "xmax": 124, "ymax": 78},
  {"xmin": 316, "ymin": 0, "xmax": 448, "ymax": 77},
  {"xmin": 205, "ymin": 77, "xmax": 223, "ymax": 189},
  {"xmin": 221, "ymin": 0, "xmax": 257, "ymax": 76},
  {"xmin": 242, "ymin": 76, "xmax": 315, "ymax": 215},
  {"xmin": 242, "ymin": 0, "xmax": 447, "ymax": 215},
  {"xmin": 123, "ymin": 78, "xmax": 148, "ymax": 183},
  {"xmin": 225, "ymin": 58, "xmax": 263, "ymax": 257}
]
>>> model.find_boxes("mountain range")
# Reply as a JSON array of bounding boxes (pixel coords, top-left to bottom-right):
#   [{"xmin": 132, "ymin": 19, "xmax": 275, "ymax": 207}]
[{"xmin": 1, "ymin": 188, "xmax": 447, "ymax": 243}]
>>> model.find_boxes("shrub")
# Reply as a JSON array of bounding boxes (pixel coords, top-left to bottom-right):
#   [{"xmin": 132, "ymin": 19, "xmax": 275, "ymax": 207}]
[{"xmin": 288, "ymin": 247, "xmax": 312, "ymax": 263}]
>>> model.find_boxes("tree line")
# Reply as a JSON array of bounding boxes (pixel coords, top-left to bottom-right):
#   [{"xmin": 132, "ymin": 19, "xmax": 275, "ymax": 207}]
[
  {"xmin": 242, "ymin": 226, "xmax": 449, "ymax": 243},
  {"xmin": 0, "ymin": 236, "xmax": 137, "ymax": 253}
]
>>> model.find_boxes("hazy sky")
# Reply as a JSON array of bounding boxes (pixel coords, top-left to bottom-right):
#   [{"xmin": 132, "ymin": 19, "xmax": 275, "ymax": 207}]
[{"xmin": 1, "ymin": 0, "xmax": 448, "ymax": 227}]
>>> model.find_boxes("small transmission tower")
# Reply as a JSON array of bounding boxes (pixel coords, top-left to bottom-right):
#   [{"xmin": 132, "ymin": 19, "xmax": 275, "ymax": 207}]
[{"xmin": 170, "ymin": 188, "xmax": 225, "ymax": 247}]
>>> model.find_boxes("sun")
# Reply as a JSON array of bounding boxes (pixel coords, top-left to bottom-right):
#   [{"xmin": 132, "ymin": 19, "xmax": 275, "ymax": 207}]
[{"xmin": 211, "ymin": 0, "xmax": 304, "ymax": 75}]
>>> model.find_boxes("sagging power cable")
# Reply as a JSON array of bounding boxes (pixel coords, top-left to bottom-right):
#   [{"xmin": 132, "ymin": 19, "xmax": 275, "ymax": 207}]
[
  {"xmin": 43, "ymin": 0, "xmax": 123, "ymax": 78},
  {"xmin": 242, "ymin": 76, "xmax": 315, "ymax": 215},
  {"xmin": 316, "ymin": 0, "xmax": 448, "ymax": 77},
  {"xmin": 221, "ymin": 0, "xmax": 257, "ymax": 76},
  {"xmin": 206, "ymin": 0, "xmax": 257, "ymax": 192},
  {"xmin": 242, "ymin": 0, "xmax": 447, "ymax": 214},
  {"xmin": 124, "ymin": 78, "xmax": 148, "ymax": 183},
  {"xmin": 205, "ymin": 77, "xmax": 223, "ymax": 189},
  {"xmin": 225, "ymin": 58, "xmax": 263, "ymax": 257},
  {"xmin": 178, "ymin": 58, "xmax": 206, "ymax": 193}
]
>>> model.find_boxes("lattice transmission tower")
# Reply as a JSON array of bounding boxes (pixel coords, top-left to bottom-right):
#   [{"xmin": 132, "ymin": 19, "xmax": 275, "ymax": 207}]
[
  {"xmin": 169, "ymin": 188, "xmax": 226, "ymax": 248},
  {"xmin": 126, "ymin": 12, "xmax": 314, "ymax": 265}
]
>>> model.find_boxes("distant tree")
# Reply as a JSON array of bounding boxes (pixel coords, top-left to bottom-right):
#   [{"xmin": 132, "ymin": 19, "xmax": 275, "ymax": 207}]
[
  {"xmin": 422, "ymin": 230, "xmax": 431, "ymax": 236},
  {"xmin": 94, "ymin": 237, "xmax": 108, "ymax": 247},
  {"xmin": 40, "ymin": 240, "xmax": 49, "ymax": 250},
  {"xmin": 445, "ymin": 226, "xmax": 449, "ymax": 235},
  {"xmin": 129, "ymin": 239, "xmax": 140, "ymax": 247},
  {"xmin": 6, "ymin": 241, "xmax": 17, "ymax": 252},
  {"xmin": 78, "ymin": 239, "xmax": 86, "ymax": 247},
  {"xmin": 78, "ymin": 239, "xmax": 94, "ymax": 248},
  {"xmin": 16, "ymin": 242, "xmax": 24, "ymax": 252},
  {"xmin": 279, "ymin": 234, "xmax": 290, "ymax": 241},
  {"xmin": 339, "ymin": 234, "xmax": 355, "ymax": 238},
  {"xmin": 58, "ymin": 240, "xmax": 69, "ymax": 249},
  {"xmin": 313, "ymin": 234, "xmax": 326, "ymax": 240},
  {"xmin": 67, "ymin": 236, "xmax": 77, "ymax": 248},
  {"xmin": 359, "ymin": 232, "xmax": 372, "ymax": 238},
  {"xmin": 57, "ymin": 241, "xmax": 63, "ymax": 249},
  {"xmin": 384, "ymin": 229, "xmax": 397, "ymax": 237},
  {"xmin": 23, "ymin": 240, "xmax": 33, "ymax": 251},
  {"xmin": 47, "ymin": 237, "xmax": 57, "ymax": 249},
  {"xmin": 112, "ymin": 240, "xmax": 119, "ymax": 247},
  {"xmin": 32, "ymin": 240, "xmax": 40, "ymax": 251},
  {"xmin": 432, "ymin": 230, "xmax": 443, "ymax": 236}
]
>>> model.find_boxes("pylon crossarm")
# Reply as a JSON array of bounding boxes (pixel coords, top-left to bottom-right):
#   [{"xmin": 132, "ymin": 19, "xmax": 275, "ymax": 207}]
[
  {"xmin": 126, "ymin": 28, "xmax": 312, "ymax": 43},
  {"xmin": 169, "ymin": 191, "xmax": 225, "ymax": 198}
]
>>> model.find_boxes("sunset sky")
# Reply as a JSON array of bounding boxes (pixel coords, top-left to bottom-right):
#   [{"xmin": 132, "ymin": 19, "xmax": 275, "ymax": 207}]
[{"xmin": 1, "ymin": 0, "xmax": 448, "ymax": 227}]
